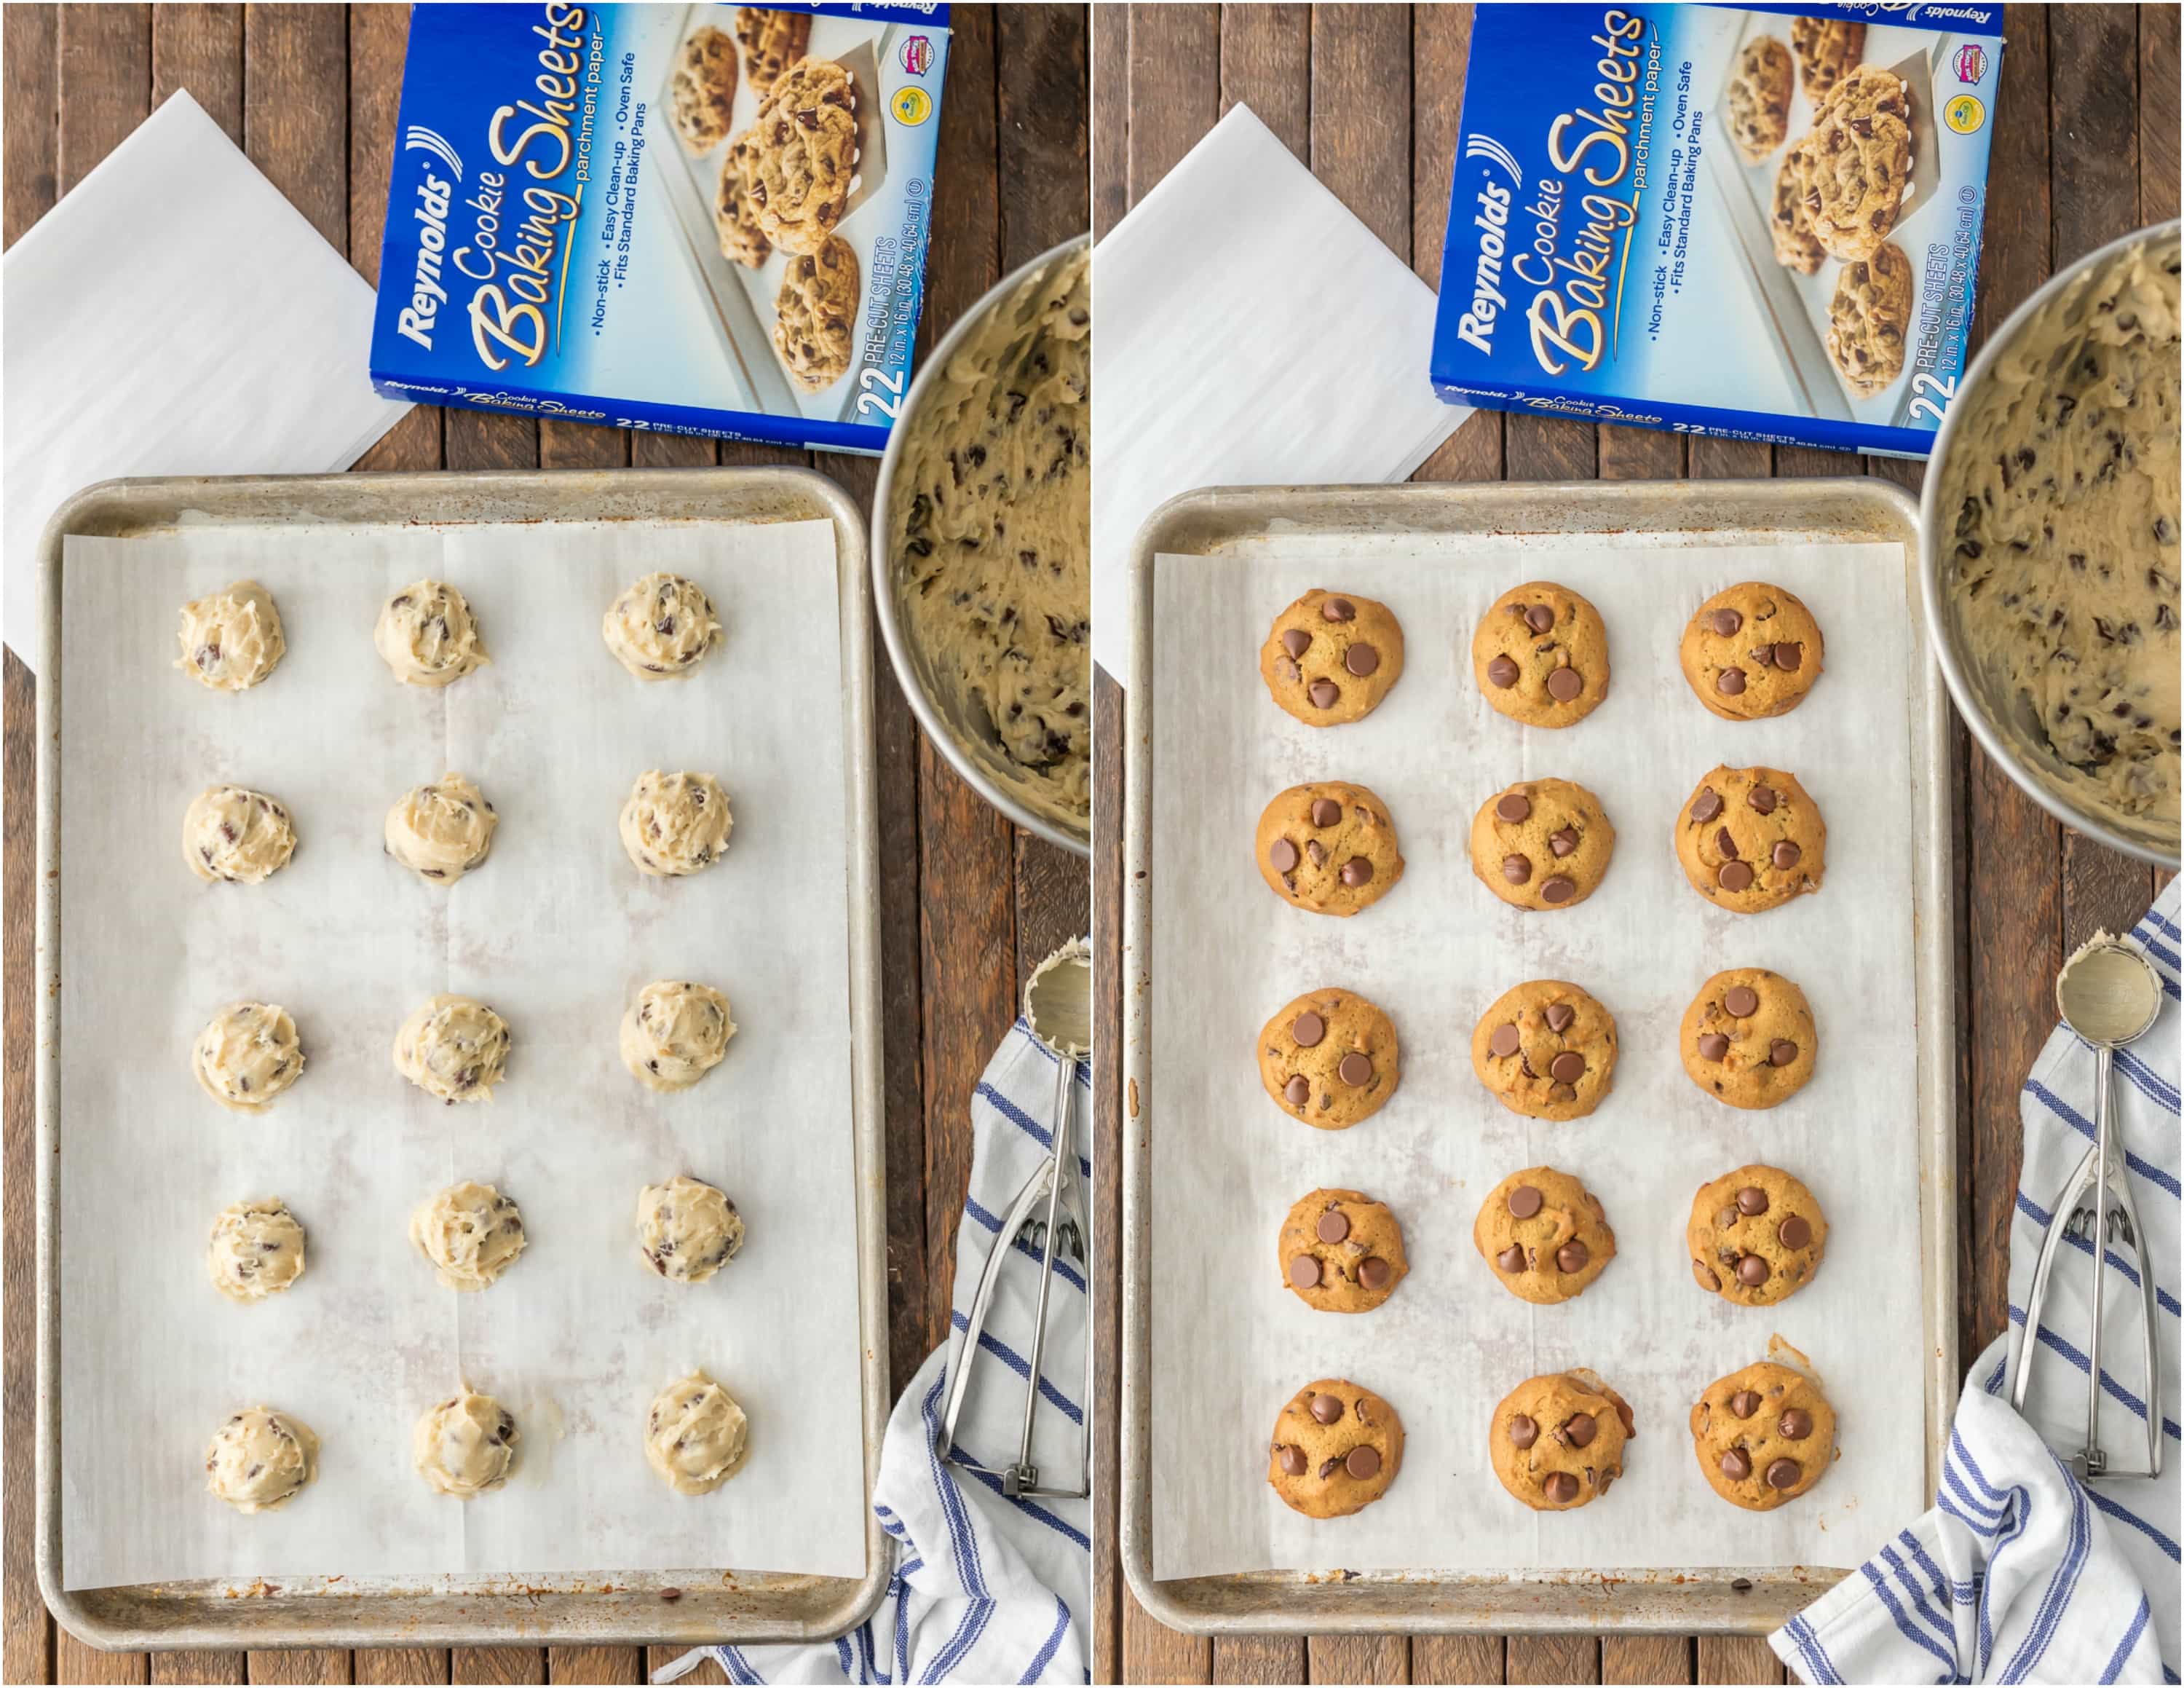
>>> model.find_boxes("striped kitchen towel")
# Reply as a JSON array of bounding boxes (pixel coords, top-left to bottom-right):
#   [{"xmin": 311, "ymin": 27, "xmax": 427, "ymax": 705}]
[
  {"xmin": 657, "ymin": 1019, "xmax": 1092, "ymax": 1685},
  {"xmin": 1773, "ymin": 884, "xmax": 2179, "ymax": 1685}
]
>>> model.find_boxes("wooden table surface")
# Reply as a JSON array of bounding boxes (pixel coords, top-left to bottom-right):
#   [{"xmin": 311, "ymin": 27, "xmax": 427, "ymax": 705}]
[
  {"xmin": 0, "ymin": 5, "xmax": 1088, "ymax": 1683},
  {"xmin": 1089, "ymin": 5, "xmax": 2177, "ymax": 1684}
]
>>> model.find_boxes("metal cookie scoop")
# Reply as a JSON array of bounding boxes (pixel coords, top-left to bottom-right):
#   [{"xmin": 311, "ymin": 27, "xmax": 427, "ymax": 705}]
[
  {"xmin": 938, "ymin": 938, "xmax": 1091, "ymax": 1499},
  {"xmin": 2009, "ymin": 931, "xmax": 2166, "ymax": 1480}
]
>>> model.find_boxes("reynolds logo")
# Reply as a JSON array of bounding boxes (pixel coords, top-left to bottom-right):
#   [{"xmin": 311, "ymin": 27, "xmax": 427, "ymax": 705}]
[
  {"xmin": 403, "ymin": 125, "xmax": 464, "ymax": 180},
  {"xmin": 1452, "ymin": 135, "xmax": 1523, "ymax": 356}
]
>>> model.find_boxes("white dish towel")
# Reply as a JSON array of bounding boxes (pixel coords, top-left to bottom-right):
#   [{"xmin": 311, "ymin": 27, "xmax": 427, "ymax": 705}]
[
  {"xmin": 658, "ymin": 1021, "xmax": 1092, "ymax": 1684},
  {"xmin": 1772, "ymin": 885, "xmax": 2179, "ymax": 1684}
]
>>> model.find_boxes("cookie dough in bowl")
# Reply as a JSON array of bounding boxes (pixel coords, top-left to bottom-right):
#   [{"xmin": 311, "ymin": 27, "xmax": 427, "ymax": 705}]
[
  {"xmin": 601, "ymin": 572, "xmax": 721, "ymax": 679},
  {"xmin": 620, "ymin": 770, "xmax": 733, "ymax": 876},
  {"xmin": 205, "ymin": 1406, "xmax": 317, "ymax": 1512},
  {"xmin": 385, "ymin": 773, "xmax": 497, "ymax": 883},
  {"xmin": 646, "ymin": 1370, "xmax": 751, "ymax": 1494},
  {"xmin": 192, "ymin": 1001, "xmax": 305, "ymax": 1111},
  {"xmin": 206, "ymin": 1197, "xmax": 306, "ymax": 1301},
  {"xmin": 393, "ymin": 994, "xmax": 511, "ymax": 1103},
  {"xmin": 636, "ymin": 1175, "xmax": 746, "ymax": 1282},
  {"xmin": 414, "ymin": 1389, "xmax": 519, "ymax": 1498},
  {"xmin": 175, "ymin": 579, "xmax": 285, "ymax": 691},
  {"xmin": 622, "ymin": 981, "xmax": 737, "ymax": 1090},
  {"xmin": 183, "ymin": 784, "xmax": 296, "ymax": 883},
  {"xmin": 411, "ymin": 1180, "xmax": 527, "ymax": 1291},
  {"xmin": 375, "ymin": 579, "xmax": 489, "ymax": 687}
]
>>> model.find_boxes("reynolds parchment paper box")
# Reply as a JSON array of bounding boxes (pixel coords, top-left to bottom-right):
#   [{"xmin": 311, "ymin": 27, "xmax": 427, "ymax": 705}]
[
  {"xmin": 1431, "ymin": 3, "xmax": 2004, "ymax": 457},
  {"xmin": 373, "ymin": 3, "xmax": 950, "ymax": 454}
]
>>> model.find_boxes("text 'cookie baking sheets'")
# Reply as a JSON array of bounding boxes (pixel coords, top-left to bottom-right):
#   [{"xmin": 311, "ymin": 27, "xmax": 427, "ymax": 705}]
[
  {"xmin": 55, "ymin": 516, "xmax": 866, "ymax": 1588},
  {"xmin": 1146, "ymin": 526, "xmax": 1931, "ymax": 1577}
]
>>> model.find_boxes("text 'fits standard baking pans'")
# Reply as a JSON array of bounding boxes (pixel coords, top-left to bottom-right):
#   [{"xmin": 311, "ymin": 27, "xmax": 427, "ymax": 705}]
[
  {"xmin": 35, "ymin": 467, "xmax": 890, "ymax": 1650},
  {"xmin": 1118, "ymin": 477, "xmax": 1958, "ymax": 1636}
]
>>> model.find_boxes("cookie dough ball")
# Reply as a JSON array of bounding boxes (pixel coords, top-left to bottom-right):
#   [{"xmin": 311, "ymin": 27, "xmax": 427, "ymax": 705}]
[
  {"xmin": 601, "ymin": 572, "xmax": 722, "ymax": 680},
  {"xmin": 1472, "ymin": 581, "xmax": 1610, "ymax": 727},
  {"xmin": 411, "ymin": 1180, "xmax": 526, "ymax": 1291},
  {"xmin": 1680, "ymin": 583, "xmax": 1824, "ymax": 719},
  {"xmin": 621, "ymin": 770, "xmax": 733, "ymax": 876},
  {"xmin": 1260, "ymin": 590, "xmax": 1406, "ymax": 726},
  {"xmin": 1681, "ymin": 968, "xmax": 1817, "ymax": 1108},
  {"xmin": 393, "ymin": 994, "xmax": 511, "ymax": 1104},
  {"xmin": 385, "ymin": 773, "xmax": 497, "ymax": 884},
  {"xmin": 414, "ymin": 1389, "xmax": 519, "ymax": 1498},
  {"xmin": 1675, "ymin": 766, "xmax": 1827, "ymax": 913},
  {"xmin": 735, "ymin": 5, "xmax": 810, "ymax": 97},
  {"xmin": 1491, "ymin": 1370, "xmax": 1634, "ymax": 1510},
  {"xmin": 622, "ymin": 981, "xmax": 737, "ymax": 1091},
  {"xmin": 637, "ymin": 1175, "xmax": 746, "ymax": 1282},
  {"xmin": 1256, "ymin": 987, "xmax": 1398, "ymax": 1129},
  {"xmin": 1688, "ymin": 1166, "xmax": 1828, "ymax": 1306},
  {"xmin": 646, "ymin": 1370, "xmax": 751, "ymax": 1494},
  {"xmin": 1471, "ymin": 778, "xmax": 1614, "ymax": 910},
  {"xmin": 175, "ymin": 580, "xmax": 285, "ymax": 692},
  {"xmin": 206, "ymin": 1198, "xmax": 307, "ymax": 1302},
  {"xmin": 1474, "ymin": 1169, "xmax": 1617, "ymax": 1305},
  {"xmin": 191, "ymin": 1001, "xmax": 305, "ymax": 1111},
  {"xmin": 1278, "ymin": 1190, "xmax": 1408, "ymax": 1313},
  {"xmin": 1470, "ymin": 979, "xmax": 1617, "ymax": 1121},
  {"xmin": 669, "ymin": 25, "xmax": 738, "ymax": 151},
  {"xmin": 1691, "ymin": 1362, "xmax": 1836, "ymax": 1510},
  {"xmin": 374, "ymin": 580, "xmax": 489, "ymax": 687},
  {"xmin": 183, "ymin": 784, "xmax": 296, "ymax": 884},
  {"xmin": 205, "ymin": 1406, "xmax": 317, "ymax": 1512},
  {"xmin": 1267, "ymin": 1380, "xmax": 1404, "ymax": 1518},
  {"xmin": 1255, "ymin": 782, "xmax": 1404, "ymax": 915}
]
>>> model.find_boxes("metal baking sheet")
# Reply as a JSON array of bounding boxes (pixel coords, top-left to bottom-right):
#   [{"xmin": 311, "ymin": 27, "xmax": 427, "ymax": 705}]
[
  {"xmin": 1119, "ymin": 478, "xmax": 1957, "ymax": 1635},
  {"xmin": 35, "ymin": 468, "xmax": 888, "ymax": 1650}
]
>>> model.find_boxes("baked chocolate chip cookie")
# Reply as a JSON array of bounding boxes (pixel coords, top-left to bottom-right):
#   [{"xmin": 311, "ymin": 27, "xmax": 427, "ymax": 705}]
[
  {"xmin": 1800, "ymin": 66, "xmax": 1913, "ymax": 263},
  {"xmin": 1674, "ymin": 766, "xmax": 1825, "ymax": 913},
  {"xmin": 1268, "ymin": 1379, "xmax": 1404, "ymax": 1518},
  {"xmin": 734, "ymin": 6, "xmax": 810, "ymax": 98},
  {"xmin": 1690, "ymin": 1361, "xmax": 1836, "ymax": 1510},
  {"xmin": 1688, "ymin": 1165, "xmax": 1828, "ymax": 1305},
  {"xmin": 1471, "ymin": 778, "xmax": 1615, "ymax": 911},
  {"xmin": 1681, "ymin": 967, "xmax": 1817, "ymax": 1108},
  {"xmin": 1260, "ymin": 589, "xmax": 1406, "ymax": 725},
  {"xmin": 1257, "ymin": 782, "xmax": 1405, "ymax": 915},
  {"xmin": 1828, "ymin": 240, "xmax": 1913, "ymax": 397},
  {"xmin": 1727, "ymin": 36, "xmax": 1794, "ymax": 162},
  {"xmin": 1257, "ymin": 987, "xmax": 1399, "ymax": 1129},
  {"xmin": 774, "ymin": 236, "xmax": 859, "ymax": 390},
  {"xmin": 1471, "ymin": 581, "xmax": 1610, "ymax": 727},
  {"xmin": 669, "ymin": 27, "xmax": 739, "ymax": 153},
  {"xmin": 1469, "ymin": 979, "xmax": 1618, "ymax": 1121},
  {"xmin": 1679, "ymin": 582, "xmax": 1825, "ymax": 719},
  {"xmin": 1279, "ymin": 1190, "xmax": 1409, "ymax": 1313},
  {"xmin": 713, "ymin": 130, "xmax": 771, "ymax": 267},
  {"xmin": 1474, "ymin": 1168, "xmax": 1616, "ymax": 1306},
  {"xmin": 1490, "ymin": 1370, "xmax": 1634, "ymax": 1511},
  {"xmin": 1791, "ymin": 15, "xmax": 1866, "ymax": 103},
  {"xmin": 749, "ymin": 58, "xmax": 858, "ymax": 256},
  {"xmin": 1770, "ymin": 146, "xmax": 1827, "ymax": 274}
]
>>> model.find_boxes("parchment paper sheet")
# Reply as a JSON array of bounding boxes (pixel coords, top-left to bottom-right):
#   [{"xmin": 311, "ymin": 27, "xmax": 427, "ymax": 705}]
[
  {"xmin": 1149, "ymin": 532, "xmax": 1931, "ymax": 1579},
  {"xmin": 58, "ymin": 518, "xmax": 866, "ymax": 1589}
]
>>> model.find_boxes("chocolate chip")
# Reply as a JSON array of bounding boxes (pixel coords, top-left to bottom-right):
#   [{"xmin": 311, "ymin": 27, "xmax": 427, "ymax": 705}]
[
  {"xmin": 1736, "ymin": 1186, "xmax": 1769, "ymax": 1215},
  {"xmin": 1268, "ymin": 839, "xmax": 1299, "ymax": 873},
  {"xmin": 1698, "ymin": 1032, "xmax": 1730, "ymax": 1060},
  {"xmin": 1772, "ymin": 841, "xmax": 1801, "ymax": 869},
  {"xmin": 1736, "ymin": 1254, "xmax": 1770, "ymax": 1286},
  {"xmin": 1345, "ymin": 644, "xmax": 1380, "ymax": 677},
  {"xmin": 1780, "ymin": 1215, "xmax": 1813, "ymax": 1249},
  {"xmin": 1694, "ymin": 1260, "xmax": 1722, "ymax": 1290},
  {"xmin": 1281, "ymin": 628, "xmax": 1310, "ymax": 658},
  {"xmin": 1317, "ymin": 1209, "xmax": 1350, "ymax": 1244},
  {"xmin": 1716, "ymin": 829, "xmax": 1740, "ymax": 860},
  {"xmin": 1719, "ymin": 861, "xmax": 1754, "ymax": 892},
  {"xmin": 1548, "ymin": 829, "xmax": 1578, "ymax": 857},
  {"xmin": 1548, "ymin": 1052, "xmax": 1586, "ymax": 1084},
  {"xmin": 1765, "ymin": 1458, "xmax": 1803, "ymax": 1489},
  {"xmin": 1729, "ymin": 1390, "xmax": 1761, "ymax": 1419},
  {"xmin": 1310, "ymin": 797, "xmax": 1341, "ymax": 828},
  {"xmin": 1321, "ymin": 597, "xmax": 1356, "ymax": 623},
  {"xmin": 1540, "ymin": 876, "xmax": 1577, "ymax": 904},
  {"xmin": 1718, "ymin": 668, "xmax": 1746, "ymax": 696},
  {"xmin": 1284, "ymin": 1074, "xmax": 1310, "ymax": 1105},
  {"xmin": 1747, "ymin": 785, "xmax": 1778, "ymax": 815},
  {"xmin": 1772, "ymin": 642, "xmax": 1803, "ymax": 671},
  {"xmin": 1489, "ymin": 1024, "xmax": 1522, "ymax": 1057},
  {"xmin": 1720, "ymin": 1448, "xmax": 1753, "ymax": 1481},
  {"xmin": 1318, "ymin": 1459, "xmax": 1340, "ymax": 1478},
  {"xmin": 1556, "ymin": 1240, "xmax": 1590, "ymax": 1273},
  {"xmin": 1546, "ymin": 667, "xmax": 1583, "ymax": 702},
  {"xmin": 1340, "ymin": 857, "xmax": 1372, "ymax": 887},
  {"xmin": 1496, "ymin": 792, "xmax": 1532, "ymax": 824},
  {"xmin": 1497, "ymin": 1244, "xmax": 1527, "ymax": 1272},
  {"xmin": 1289, "ymin": 1255, "xmax": 1321, "ymax": 1289},
  {"xmin": 1508, "ymin": 1184, "xmax": 1544, "ymax": 1219},
  {"xmin": 1779, "ymin": 1408, "xmax": 1813, "ymax": 1440},
  {"xmin": 1770, "ymin": 1039, "xmax": 1799, "ymax": 1067},
  {"xmin": 1524, "ymin": 604, "xmax": 1555, "ymax": 634},
  {"xmin": 1544, "ymin": 1472, "xmax": 1580, "ymax": 1504},
  {"xmin": 1345, "ymin": 1445, "xmax": 1382, "ymax": 1480},
  {"xmin": 1487, "ymin": 654, "xmax": 1520, "ymax": 688},
  {"xmin": 1723, "ymin": 985, "xmax": 1760, "ymax": 1017},
  {"xmin": 1308, "ymin": 679, "xmax": 1340, "ymax": 709},
  {"xmin": 1712, "ymin": 608, "xmax": 1744, "ymax": 636},
  {"xmin": 1292, "ymin": 1011, "xmax": 1326, "ymax": 1047},
  {"xmin": 1503, "ymin": 854, "xmax": 1532, "ymax": 885},
  {"xmin": 1359, "ymin": 1256, "xmax": 1392, "ymax": 1290},
  {"xmin": 1508, "ymin": 1414, "xmax": 1538, "ymax": 1448},
  {"xmin": 1563, "ymin": 1412, "xmax": 1597, "ymax": 1448},
  {"xmin": 1306, "ymin": 841, "xmax": 1326, "ymax": 866},
  {"xmin": 1692, "ymin": 788, "xmax": 1724, "ymax": 823},
  {"xmin": 1278, "ymin": 1443, "xmax": 1307, "ymax": 1475},
  {"xmin": 1337, "ymin": 1052, "xmax": 1373, "ymax": 1086},
  {"xmin": 1310, "ymin": 1393, "xmax": 1345, "ymax": 1424}
]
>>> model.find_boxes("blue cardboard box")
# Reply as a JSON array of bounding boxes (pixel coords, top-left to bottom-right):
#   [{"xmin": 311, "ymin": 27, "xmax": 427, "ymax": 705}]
[
  {"xmin": 1431, "ymin": 3, "xmax": 2004, "ymax": 457},
  {"xmin": 373, "ymin": 2, "xmax": 950, "ymax": 454}
]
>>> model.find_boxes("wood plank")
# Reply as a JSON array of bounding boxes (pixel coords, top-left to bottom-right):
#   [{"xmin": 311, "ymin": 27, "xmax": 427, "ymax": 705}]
[
  {"xmin": 1123, "ymin": 1582, "xmax": 1211, "ymax": 1684},
  {"xmin": 1091, "ymin": 0, "xmax": 1128, "ymax": 242},
  {"xmin": 996, "ymin": 0, "xmax": 1088, "ymax": 256},
  {"xmin": 1597, "ymin": 426, "xmax": 1685, "ymax": 482},
  {"xmin": 1506, "ymin": 1636, "xmax": 1598, "ymax": 1684},
  {"xmin": 354, "ymin": 1649, "xmax": 449, "ymax": 1684},
  {"xmin": 1773, "ymin": 446, "xmax": 1861, "ymax": 478},
  {"xmin": 1600, "ymin": 1634, "xmax": 1691, "ymax": 1683},
  {"xmin": 2143, "ymin": 2, "xmax": 2181, "ymax": 223},
  {"xmin": 1125, "ymin": 4, "xmax": 1221, "ymax": 198},
  {"xmin": 1696, "ymin": 1634, "xmax": 1782, "ymax": 1683},
  {"xmin": 1220, "ymin": 4, "xmax": 1309, "ymax": 151},
  {"xmin": 152, "ymin": 4, "xmax": 242, "ymax": 138},
  {"xmin": 537, "ymin": 420, "xmax": 630, "ymax": 470},
  {"xmin": 1211, "ymin": 1633, "xmax": 1307, "ymax": 1683},
  {"xmin": 245, "ymin": 1653, "xmax": 349, "ymax": 1685},
  {"xmin": 151, "ymin": 1652, "xmax": 245, "ymax": 1684},
  {"xmin": 544, "ymin": 1645, "xmax": 641, "ymax": 1682},
  {"xmin": 1505, "ymin": 418, "xmax": 1597, "ymax": 482},
  {"xmin": 1308, "ymin": 3, "xmax": 1412, "ymax": 256},
  {"xmin": 648, "ymin": 1646, "xmax": 725, "ymax": 1684},
  {"xmin": 1311, "ymin": 1633, "xmax": 1410, "ymax": 1682},
  {"xmin": 242, "ymin": 3, "xmax": 347, "ymax": 245},
  {"xmin": 1412, "ymin": 1636, "xmax": 1506, "ymax": 1684},
  {"xmin": 450, "ymin": 1648, "xmax": 545, "ymax": 1686},
  {"xmin": 1686, "ymin": 438, "xmax": 1770, "ymax": 481}
]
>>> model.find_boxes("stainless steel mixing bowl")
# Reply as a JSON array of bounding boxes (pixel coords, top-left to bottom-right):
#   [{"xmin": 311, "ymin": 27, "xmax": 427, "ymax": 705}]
[
  {"xmin": 872, "ymin": 234, "xmax": 1092, "ymax": 858},
  {"xmin": 1918, "ymin": 218, "xmax": 2180, "ymax": 868}
]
